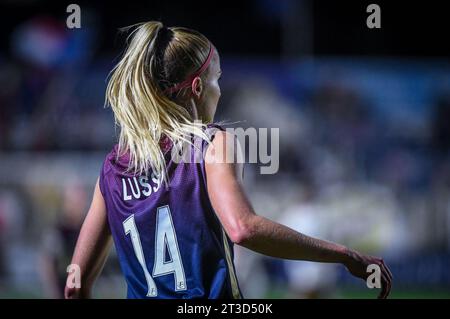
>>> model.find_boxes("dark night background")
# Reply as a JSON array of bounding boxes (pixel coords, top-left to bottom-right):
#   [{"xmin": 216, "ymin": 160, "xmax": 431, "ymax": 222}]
[{"xmin": 0, "ymin": 0, "xmax": 449, "ymax": 57}]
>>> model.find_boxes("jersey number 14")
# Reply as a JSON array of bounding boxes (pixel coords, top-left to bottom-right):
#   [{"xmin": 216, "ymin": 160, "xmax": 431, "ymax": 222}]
[{"xmin": 123, "ymin": 205, "xmax": 187, "ymax": 297}]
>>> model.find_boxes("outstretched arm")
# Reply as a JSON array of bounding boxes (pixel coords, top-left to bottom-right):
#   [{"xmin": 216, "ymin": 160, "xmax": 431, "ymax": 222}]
[
  {"xmin": 205, "ymin": 131, "xmax": 392, "ymax": 298},
  {"xmin": 64, "ymin": 178, "xmax": 112, "ymax": 299}
]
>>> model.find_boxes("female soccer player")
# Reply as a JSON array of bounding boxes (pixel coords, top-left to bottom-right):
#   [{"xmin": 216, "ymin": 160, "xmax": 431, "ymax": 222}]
[{"xmin": 65, "ymin": 21, "xmax": 392, "ymax": 299}]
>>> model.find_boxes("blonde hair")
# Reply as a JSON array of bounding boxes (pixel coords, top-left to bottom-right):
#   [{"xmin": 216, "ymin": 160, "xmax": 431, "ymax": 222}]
[{"xmin": 105, "ymin": 21, "xmax": 212, "ymax": 184}]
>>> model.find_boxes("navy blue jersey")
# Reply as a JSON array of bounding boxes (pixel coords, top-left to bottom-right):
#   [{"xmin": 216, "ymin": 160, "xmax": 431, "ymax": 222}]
[{"xmin": 99, "ymin": 128, "xmax": 242, "ymax": 299}]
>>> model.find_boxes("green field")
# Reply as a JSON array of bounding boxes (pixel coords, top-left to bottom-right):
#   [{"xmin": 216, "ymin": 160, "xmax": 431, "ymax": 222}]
[
  {"xmin": 1, "ymin": 288, "xmax": 449, "ymax": 299},
  {"xmin": 338, "ymin": 288, "xmax": 450, "ymax": 299}
]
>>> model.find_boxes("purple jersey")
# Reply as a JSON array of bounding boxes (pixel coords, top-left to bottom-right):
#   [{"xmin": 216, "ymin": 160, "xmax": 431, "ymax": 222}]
[{"xmin": 99, "ymin": 126, "xmax": 242, "ymax": 299}]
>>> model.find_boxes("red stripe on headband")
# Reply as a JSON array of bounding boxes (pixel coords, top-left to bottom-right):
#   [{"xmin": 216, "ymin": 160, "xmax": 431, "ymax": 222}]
[{"xmin": 164, "ymin": 44, "xmax": 215, "ymax": 95}]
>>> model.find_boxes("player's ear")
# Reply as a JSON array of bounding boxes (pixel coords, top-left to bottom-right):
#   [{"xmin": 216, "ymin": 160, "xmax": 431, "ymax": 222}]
[{"xmin": 191, "ymin": 76, "xmax": 203, "ymax": 99}]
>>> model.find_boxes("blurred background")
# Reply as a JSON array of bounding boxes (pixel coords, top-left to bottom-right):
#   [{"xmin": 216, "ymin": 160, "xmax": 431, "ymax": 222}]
[{"xmin": 0, "ymin": 0, "xmax": 450, "ymax": 298}]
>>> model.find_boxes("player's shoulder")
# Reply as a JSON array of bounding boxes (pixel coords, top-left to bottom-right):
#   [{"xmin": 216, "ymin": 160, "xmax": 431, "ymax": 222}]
[
  {"xmin": 205, "ymin": 124, "xmax": 242, "ymax": 169},
  {"xmin": 204, "ymin": 123, "xmax": 225, "ymax": 141},
  {"xmin": 102, "ymin": 144, "xmax": 131, "ymax": 176},
  {"xmin": 205, "ymin": 123, "xmax": 235, "ymax": 143}
]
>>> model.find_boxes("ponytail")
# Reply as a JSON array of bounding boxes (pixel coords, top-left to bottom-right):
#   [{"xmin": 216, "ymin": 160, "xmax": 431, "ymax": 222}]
[{"xmin": 105, "ymin": 21, "xmax": 211, "ymax": 184}]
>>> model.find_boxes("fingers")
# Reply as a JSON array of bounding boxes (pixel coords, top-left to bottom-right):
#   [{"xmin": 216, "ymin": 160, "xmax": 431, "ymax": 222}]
[
  {"xmin": 377, "ymin": 272, "xmax": 391, "ymax": 299},
  {"xmin": 377, "ymin": 261, "xmax": 392, "ymax": 299},
  {"xmin": 353, "ymin": 253, "xmax": 393, "ymax": 299},
  {"xmin": 382, "ymin": 260, "xmax": 393, "ymax": 281}
]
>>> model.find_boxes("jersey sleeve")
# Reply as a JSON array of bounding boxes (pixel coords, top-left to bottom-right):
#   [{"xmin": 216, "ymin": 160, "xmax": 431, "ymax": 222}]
[{"xmin": 98, "ymin": 153, "xmax": 112, "ymax": 198}]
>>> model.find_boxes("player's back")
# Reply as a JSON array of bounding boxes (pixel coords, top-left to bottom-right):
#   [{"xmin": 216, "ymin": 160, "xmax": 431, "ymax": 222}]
[{"xmin": 99, "ymin": 130, "xmax": 242, "ymax": 299}]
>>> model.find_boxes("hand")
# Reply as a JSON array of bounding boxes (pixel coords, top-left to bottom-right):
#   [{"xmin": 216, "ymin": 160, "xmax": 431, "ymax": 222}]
[
  {"xmin": 64, "ymin": 284, "xmax": 91, "ymax": 299},
  {"xmin": 344, "ymin": 249, "xmax": 393, "ymax": 299},
  {"xmin": 64, "ymin": 285, "xmax": 81, "ymax": 299}
]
